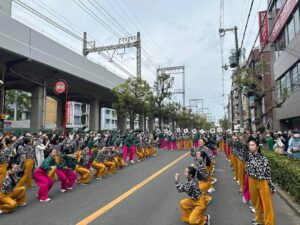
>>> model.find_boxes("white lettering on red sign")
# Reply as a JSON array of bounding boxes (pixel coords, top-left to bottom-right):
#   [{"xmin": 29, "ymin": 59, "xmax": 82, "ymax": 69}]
[{"xmin": 55, "ymin": 81, "xmax": 66, "ymax": 94}]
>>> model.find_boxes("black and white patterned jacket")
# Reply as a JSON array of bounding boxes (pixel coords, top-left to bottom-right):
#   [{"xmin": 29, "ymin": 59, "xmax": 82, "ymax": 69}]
[
  {"xmin": 194, "ymin": 159, "xmax": 208, "ymax": 181},
  {"xmin": 175, "ymin": 178, "xmax": 201, "ymax": 200},
  {"xmin": 0, "ymin": 147, "xmax": 11, "ymax": 164},
  {"xmin": 1, "ymin": 173, "xmax": 18, "ymax": 194},
  {"xmin": 246, "ymin": 152, "xmax": 275, "ymax": 192}
]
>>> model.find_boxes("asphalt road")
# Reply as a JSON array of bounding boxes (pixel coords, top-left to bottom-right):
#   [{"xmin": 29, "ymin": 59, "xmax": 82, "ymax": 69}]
[{"xmin": 0, "ymin": 149, "xmax": 299, "ymax": 225}]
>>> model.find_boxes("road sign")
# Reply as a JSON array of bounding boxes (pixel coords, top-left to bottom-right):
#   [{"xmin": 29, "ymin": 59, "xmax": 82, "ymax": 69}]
[{"xmin": 54, "ymin": 80, "xmax": 66, "ymax": 94}]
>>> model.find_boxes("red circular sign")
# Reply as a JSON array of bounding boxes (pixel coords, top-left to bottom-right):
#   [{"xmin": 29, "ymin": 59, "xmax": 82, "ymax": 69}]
[{"xmin": 54, "ymin": 81, "xmax": 66, "ymax": 94}]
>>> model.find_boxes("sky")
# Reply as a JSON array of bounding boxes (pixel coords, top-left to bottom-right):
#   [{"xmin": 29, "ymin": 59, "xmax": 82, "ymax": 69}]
[{"xmin": 8, "ymin": 0, "xmax": 267, "ymax": 123}]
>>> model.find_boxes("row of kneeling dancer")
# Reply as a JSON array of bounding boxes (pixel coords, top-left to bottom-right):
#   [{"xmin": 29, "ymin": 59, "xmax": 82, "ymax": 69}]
[
  {"xmin": 0, "ymin": 142, "xmax": 157, "ymax": 214},
  {"xmin": 174, "ymin": 138, "xmax": 217, "ymax": 225}
]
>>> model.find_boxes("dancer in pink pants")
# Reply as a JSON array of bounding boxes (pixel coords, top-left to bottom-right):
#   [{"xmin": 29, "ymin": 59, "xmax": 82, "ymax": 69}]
[
  {"xmin": 172, "ymin": 134, "xmax": 177, "ymax": 150},
  {"xmin": 55, "ymin": 154, "xmax": 77, "ymax": 192},
  {"xmin": 167, "ymin": 132, "xmax": 172, "ymax": 150},
  {"xmin": 34, "ymin": 149, "xmax": 57, "ymax": 202}
]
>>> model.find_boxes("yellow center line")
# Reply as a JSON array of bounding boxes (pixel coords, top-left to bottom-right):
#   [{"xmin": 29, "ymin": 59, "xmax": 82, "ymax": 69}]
[{"xmin": 76, "ymin": 152, "xmax": 189, "ymax": 225}]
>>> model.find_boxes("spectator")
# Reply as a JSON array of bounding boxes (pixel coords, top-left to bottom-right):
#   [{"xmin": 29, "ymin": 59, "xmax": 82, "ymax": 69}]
[
  {"xmin": 287, "ymin": 129, "xmax": 300, "ymax": 159},
  {"xmin": 273, "ymin": 131, "xmax": 285, "ymax": 154},
  {"xmin": 266, "ymin": 132, "xmax": 274, "ymax": 151},
  {"xmin": 284, "ymin": 129, "xmax": 293, "ymax": 152}
]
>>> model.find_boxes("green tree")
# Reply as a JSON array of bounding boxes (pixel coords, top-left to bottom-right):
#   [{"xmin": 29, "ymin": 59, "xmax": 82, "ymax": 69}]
[
  {"xmin": 153, "ymin": 73, "xmax": 174, "ymax": 129},
  {"xmin": 112, "ymin": 77, "xmax": 151, "ymax": 130},
  {"xmin": 219, "ymin": 117, "xmax": 230, "ymax": 131},
  {"xmin": 5, "ymin": 90, "xmax": 31, "ymax": 120}
]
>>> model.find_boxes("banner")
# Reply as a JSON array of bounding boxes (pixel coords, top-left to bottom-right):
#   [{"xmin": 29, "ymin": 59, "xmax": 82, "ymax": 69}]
[{"xmin": 259, "ymin": 11, "xmax": 269, "ymax": 46}]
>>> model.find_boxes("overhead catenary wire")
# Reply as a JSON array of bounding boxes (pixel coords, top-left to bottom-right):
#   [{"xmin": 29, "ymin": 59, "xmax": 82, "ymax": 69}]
[
  {"xmin": 73, "ymin": 0, "xmax": 159, "ymax": 71},
  {"xmin": 111, "ymin": 0, "xmax": 162, "ymax": 66},
  {"xmin": 12, "ymin": 0, "xmax": 135, "ymax": 77}
]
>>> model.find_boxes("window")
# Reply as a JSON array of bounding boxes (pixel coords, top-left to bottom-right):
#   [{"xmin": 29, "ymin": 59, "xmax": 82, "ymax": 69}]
[
  {"xmin": 295, "ymin": 7, "xmax": 300, "ymax": 34},
  {"xmin": 291, "ymin": 66, "xmax": 299, "ymax": 91},
  {"xmin": 74, "ymin": 116, "xmax": 81, "ymax": 125},
  {"xmin": 276, "ymin": 80, "xmax": 281, "ymax": 101},
  {"xmin": 106, "ymin": 110, "xmax": 110, "ymax": 115},
  {"xmin": 74, "ymin": 104, "xmax": 81, "ymax": 112},
  {"xmin": 106, "ymin": 119, "xmax": 110, "ymax": 124},
  {"xmin": 287, "ymin": 17, "xmax": 296, "ymax": 43},
  {"xmin": 112, "ymin": 110, "xmax": 116, "ymax": 117},
  {"xmin": 276, "ymin": 0, "xmax": 283, "ymax": 11}
]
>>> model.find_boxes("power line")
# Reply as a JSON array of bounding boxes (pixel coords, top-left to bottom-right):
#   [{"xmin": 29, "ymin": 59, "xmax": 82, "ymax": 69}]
[
  {"xmin": 112, "ymin": 0, "xmax": 161, "ymax": 67},
  {"xmin": 119, "ymin": 0, "xmax": 168, "ymax": 62},
  {"xmin": 13, "ymin": 0, "xmax": 135, "ymax": 77},
  {"xmin": 240, "ymin": 0, "xmax": 255, "ymax": 50},
  {"xmin": 103, "ymin": 0, "xmax": 162, "ymax": 70},
  {"xmin": 243, "ymin": 0, "xmax": 263, "ymax": 52}
]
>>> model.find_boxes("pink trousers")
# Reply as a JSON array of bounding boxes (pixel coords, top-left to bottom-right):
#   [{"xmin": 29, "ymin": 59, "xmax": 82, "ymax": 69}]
[
  {"xmin": 194, "ymin": 140, "xmax": 199, "ymax": 148},
  {"xmin": 130, "ymin": 146, "xmax": 136, "ymax": 161},
  {"xmin": 167, "ymin": 141, "xmax": 172, "ymax": 150},
  {"xmin": 34, "ymin": 168, "xmax": 54, "ymax": 200},
  {"xmin": 56, "ymin": 168, "xmax": 77, "ymax": 190},
  {"xmin": 243, "ymin": 175, "xmax": 250, "ymax": 203},
  {"xmin": 123, "ymin": 146, "xmax": 128, "ymax": 160},
  {"xmin": 160, "ymin": 140, "xmax": 165, "ymax": 149},
  {"xmin": 172, "ymin": 141, "xmax": 177, "ymax": 150}
]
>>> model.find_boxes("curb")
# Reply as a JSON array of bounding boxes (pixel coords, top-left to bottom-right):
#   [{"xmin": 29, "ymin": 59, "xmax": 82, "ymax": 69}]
[{"xmin": 274, "ymin": 184, "xmax": 300, "ymax": 217}]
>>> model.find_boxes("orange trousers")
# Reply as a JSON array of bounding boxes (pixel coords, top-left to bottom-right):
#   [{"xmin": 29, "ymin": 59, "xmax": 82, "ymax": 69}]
[
  {"xmin": 0, "ymin": 186, "xmax": 26, "ymax": 213},
  {"xmin": 230, "ymin": 154, "xmax": 238, "ymax": 179},
  {"xmin": 17, "ymin": 159, "xmax": 34, "ymax": 188},
  {"xmin": 180, "ymin": 196, "xmax": 208, "ymax": 225},
  {"xmin": 137, "ymin": 150, "xmax": 145, "ymax": 161},
  {"xmin": 238, "ymin": 160, "xmax": 245, "ymax": 192},
  {"xmin": 249, "ymin": 177, "xmax": 275, "ymax": 225},
  {"xmin": 92, "ymin": 161, "xmax": 107, "ymax": 178},
  {"xmin": 0, "ymin": 163, "xmax": 8, "ymax": 188},
  {"xmin": 75, "ymin": 166, "xmax": 91, "ymax": 184},
  {"xmin": 114, "ymin": 156, "xmax": 125, "ymax": 168},
  {"xmin": 199, "ymin": 180, "xmax": 212, "ymax": 203},
  {"xmin": 104, "ymin": 160, "xmax": 116, "ymax": 174}
]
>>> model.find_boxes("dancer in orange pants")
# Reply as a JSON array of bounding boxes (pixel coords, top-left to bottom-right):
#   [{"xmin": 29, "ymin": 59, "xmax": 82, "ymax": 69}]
[
  {"xmin": 0, "ymin": 164, "xmax": 26, "ymax": 213},
  {"xmin": 247, "ymin": 140, "xmax": 275, "ymax": 225},
  {"xmin": 175, "ymin": 166, "xmax": 210, "ymax": 225}
]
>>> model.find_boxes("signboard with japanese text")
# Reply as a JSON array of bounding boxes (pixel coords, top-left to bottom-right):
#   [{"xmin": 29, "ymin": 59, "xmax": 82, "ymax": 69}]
[{"xmin": 259, "ymin": 11, "xmax": 269, "ymax": 46}]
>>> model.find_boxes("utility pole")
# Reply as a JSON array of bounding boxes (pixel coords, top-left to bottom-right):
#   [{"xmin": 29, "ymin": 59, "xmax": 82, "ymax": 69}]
[
  {"xmin": 157, "ymin": 66, "xmax": 185, "ymax": 107},
  {"xmin": 219, "ymin": 26, "xmax": 243, "ymax": 131},
  {"xmin": 83, "ymin": 32, "xmax": 142, "ymax": 78}
]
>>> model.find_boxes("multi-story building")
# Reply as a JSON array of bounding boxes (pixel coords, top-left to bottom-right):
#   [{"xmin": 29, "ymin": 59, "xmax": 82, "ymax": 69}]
[
  {"xmin": 229, "ymin": 47, "xmax": 273, "ymax": 132},
  {"xmin": 101, "ymin": 107, "xmax": 118, "ymax": 130},
  {"xmin": 268, "ymin": 0, "xmax": 300, "ymax": 130},
  {"xmin": 66, "ymin": 102, "xmax": 90, "ymax": 129}
]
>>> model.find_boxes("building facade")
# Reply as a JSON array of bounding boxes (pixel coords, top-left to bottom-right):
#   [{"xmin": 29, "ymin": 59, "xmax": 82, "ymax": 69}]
[
  {"xmin": 101, "ymin": 107, "xmax": 118, "ymax": 130},
  {"xmin": 268, "ymin": 0, "xmax": 300, "ymax": 130}
]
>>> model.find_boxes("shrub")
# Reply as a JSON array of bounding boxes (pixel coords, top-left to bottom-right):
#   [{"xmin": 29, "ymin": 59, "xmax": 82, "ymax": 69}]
[{"xmin": 263, "ymin": 150, "xmax": 300, "ymax": 204}]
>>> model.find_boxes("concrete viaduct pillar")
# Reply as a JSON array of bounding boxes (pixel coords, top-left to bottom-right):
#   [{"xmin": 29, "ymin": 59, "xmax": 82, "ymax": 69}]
[
  {"xmin": 30, "ymin": 86, "xmax": 44, "ymax": 131},
  {"xmin": 89, "ymin": 99, "xmax": 101, "ymax": 131}
]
